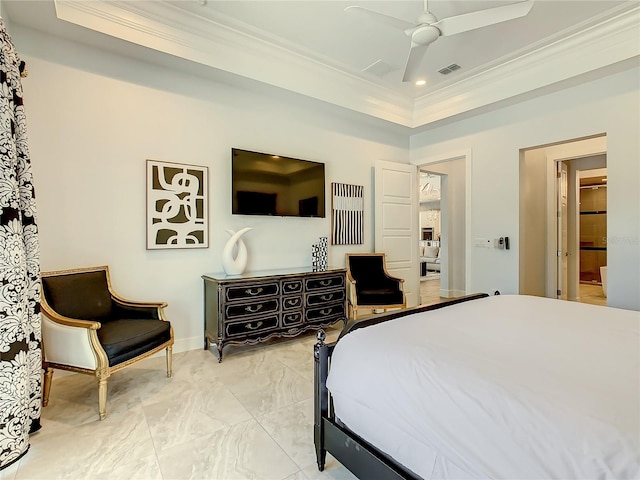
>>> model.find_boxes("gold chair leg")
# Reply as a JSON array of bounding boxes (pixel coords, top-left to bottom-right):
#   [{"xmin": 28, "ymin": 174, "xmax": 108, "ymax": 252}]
[
  {"xmin": 97, "ymin": 375, "xmax": 108, "ymax": 421},
  {"xmin": 166, "ymin": 345, "xmax": 173, "ymax": 378},
  {"xmin": 42, "ymin": 366, "xmax": 53, "ymax": 407}
]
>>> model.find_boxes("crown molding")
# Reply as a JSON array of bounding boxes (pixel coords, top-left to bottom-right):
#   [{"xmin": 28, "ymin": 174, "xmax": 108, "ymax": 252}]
[
  {"xmin": 53, "ymin": 0, "xmax": 415, "ymax": 127},
  {"xmin": 53, "ymin": 1, "xmax": 639, "ymax": 130}
]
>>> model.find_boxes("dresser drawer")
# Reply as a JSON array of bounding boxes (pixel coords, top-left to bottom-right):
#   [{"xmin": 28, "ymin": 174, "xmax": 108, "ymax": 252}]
[
  {"xmin": 305, "ymin": 274, "xmax": 344, "ymax": 291},
  {"xmin": 225, "ymin": 315, "xmax": 279, "ymax": 338},
  {"xmin": 305, "ymin": 302, "xmax": 345, "ymax": 323},
  {"xmin": 225, "ymin": 282, "xmax": 279, "ymax": 302},
  {"xmin": 282, "ymin": 296, "xmax": 303, "ymax": 310},
  {"xmin": 225, "ymin": 299, "xmax": 279, "ymax": 320},
  {"xmin": 282, "ymin": 311, "xmax": 303, "ymax": 327},
  {"xmin": 306, "ymin": 289, "xmax": 345, "ymax": 307},
  {"xmin": 281, "ymin": 278, "xmax": 303, "ymax": 295}
]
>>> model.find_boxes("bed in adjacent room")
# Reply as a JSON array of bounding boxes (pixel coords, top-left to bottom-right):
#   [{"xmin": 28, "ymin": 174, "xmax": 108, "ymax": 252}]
[{"xmin": 313, "ymin": 294, "xmax": 640, "ymax": 480}]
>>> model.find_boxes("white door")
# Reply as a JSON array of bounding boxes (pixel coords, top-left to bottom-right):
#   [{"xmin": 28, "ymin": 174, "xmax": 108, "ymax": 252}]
[
  {"xmin": 374, "ymin": 160, "xmax": 419, "ymax": 307},
  {"xmin": 557, "ymin": 161, "xmax": 569, "ymax": 299}
]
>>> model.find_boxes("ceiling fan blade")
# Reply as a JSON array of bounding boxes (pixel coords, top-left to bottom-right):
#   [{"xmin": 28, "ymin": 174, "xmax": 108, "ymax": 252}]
[
  {"xmin": 434, "ymin": 0, "xmax": 534, "ymax": 37},
  {"xmin": 402, "ymin": 43, "xmax": 429, "ymax": 82},
  {"xmin": 345, "ymin": 6, "xmax": 415, "ymax": 31}
]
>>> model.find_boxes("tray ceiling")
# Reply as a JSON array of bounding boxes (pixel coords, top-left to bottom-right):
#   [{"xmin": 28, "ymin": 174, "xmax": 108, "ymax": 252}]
[{"xmin": 3, "ymin": 0, "xmax": 639, "ymax": 129}]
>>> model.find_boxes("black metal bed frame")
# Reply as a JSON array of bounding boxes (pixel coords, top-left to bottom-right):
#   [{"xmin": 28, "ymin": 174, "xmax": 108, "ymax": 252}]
[{"xmin": 313, "ymin": 293, "xmax": 489, "ymax": 480}]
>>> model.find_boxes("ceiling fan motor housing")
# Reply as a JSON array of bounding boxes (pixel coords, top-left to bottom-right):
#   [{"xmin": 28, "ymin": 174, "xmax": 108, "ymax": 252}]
[{"xmin": 417, "ymin": 11, "xmax": 438, "ymax": 24}]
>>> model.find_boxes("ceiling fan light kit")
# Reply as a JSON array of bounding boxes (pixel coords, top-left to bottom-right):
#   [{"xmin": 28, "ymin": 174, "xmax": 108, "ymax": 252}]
[
  {"xmin": 409, "ymin": 25, "xmax": 440, "ymax": 46},
  {"xmin": 346, "ymin": 0, "xmax": 534, "ymax": 83}
]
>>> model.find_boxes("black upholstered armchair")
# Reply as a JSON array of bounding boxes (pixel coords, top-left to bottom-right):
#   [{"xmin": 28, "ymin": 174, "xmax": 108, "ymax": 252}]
[
  {"xmin": 40, "ymin": 266, "xmax": 174, "ymax": 420},
  {"xmin": 345, "ymin": 253, "xmax": 406, "ymax": 319}
]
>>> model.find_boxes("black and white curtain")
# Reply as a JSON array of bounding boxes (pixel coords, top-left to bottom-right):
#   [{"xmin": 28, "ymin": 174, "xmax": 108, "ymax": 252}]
[{"xmin": 0, "ymin": 18, "xmax": 41, "ymax": 470}]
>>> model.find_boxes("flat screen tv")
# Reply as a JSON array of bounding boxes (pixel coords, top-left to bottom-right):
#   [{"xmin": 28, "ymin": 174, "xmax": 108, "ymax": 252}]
[{"xmin": 232, "ymin": 148, "xmax": 325, "ymax": 218}]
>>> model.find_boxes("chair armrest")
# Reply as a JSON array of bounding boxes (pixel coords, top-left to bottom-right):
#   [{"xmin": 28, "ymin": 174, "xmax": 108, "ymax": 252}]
[
  {"xmin": 41, "ymin": 303, "xmax": 101, "ymax": 330},
  {"xmin": 384, "ymin": 273, "xmax": 405, "ymax": 284},
  {"xmin": 388, "ymin": 275, "xmax": 404, "ymax": 292},
  {"xmin": 41, "ymin": 314, "xmax": 101, "ymax": 370},
  {"xmin": 111, "ymin": 295, "xmax": 169, "ymax": 320},
  {"xmin": 346, "ymin": 276, "xmax": 357, "ymax": 306}
]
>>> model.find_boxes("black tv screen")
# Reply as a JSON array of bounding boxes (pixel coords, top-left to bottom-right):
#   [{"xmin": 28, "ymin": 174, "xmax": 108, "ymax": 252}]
[{"xmin": 232, "ymin": 148, "xmax": 325, "ymax": 218}]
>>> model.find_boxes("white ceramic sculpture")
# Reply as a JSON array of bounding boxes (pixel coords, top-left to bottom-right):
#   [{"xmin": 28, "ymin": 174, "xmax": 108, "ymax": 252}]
[{"xmin": 222, "ymin": 227, "xmax": 252, "ymax": 275}]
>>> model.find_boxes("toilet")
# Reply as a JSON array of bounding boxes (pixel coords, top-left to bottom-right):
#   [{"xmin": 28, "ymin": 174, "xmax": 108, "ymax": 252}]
[{"xmin": 600, "ymin": 266, "xmax": 607, "ymax": 297}]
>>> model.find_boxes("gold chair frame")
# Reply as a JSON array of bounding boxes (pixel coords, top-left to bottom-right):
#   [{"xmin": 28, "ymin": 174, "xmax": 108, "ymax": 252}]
[{"xmin": 40, "ymin": 265, "xmax": 174, "ymax": 420}]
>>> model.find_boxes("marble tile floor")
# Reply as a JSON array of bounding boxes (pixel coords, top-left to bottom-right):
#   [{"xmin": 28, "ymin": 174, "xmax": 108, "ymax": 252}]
[{"xmin": 2, "ymin": 324, "xmax": 357, "ymax": 480}]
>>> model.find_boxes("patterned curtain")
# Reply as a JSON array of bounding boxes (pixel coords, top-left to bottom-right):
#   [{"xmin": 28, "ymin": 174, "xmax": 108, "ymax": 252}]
[{"xmin": 0, "ymin": 18, "xmax": 42, "ymax": 470}]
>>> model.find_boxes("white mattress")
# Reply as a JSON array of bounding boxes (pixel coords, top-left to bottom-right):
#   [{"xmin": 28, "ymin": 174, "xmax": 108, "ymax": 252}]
[{"xmin": 326, "ymin": 295, "xmax": 640, "ymax": 479}]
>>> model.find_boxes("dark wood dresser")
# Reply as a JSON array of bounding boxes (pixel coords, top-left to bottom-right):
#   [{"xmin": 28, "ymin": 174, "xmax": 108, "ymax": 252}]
[{"xmin": 203, "ymin": 267, "xmax": 346, "ymax": 361}]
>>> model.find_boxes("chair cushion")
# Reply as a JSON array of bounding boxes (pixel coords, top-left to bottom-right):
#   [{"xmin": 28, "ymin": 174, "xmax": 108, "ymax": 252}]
[
  {"xmin": 97, "ymin": 319, "xmax": 172, "ymax": 367},
  {"xmin": 42, "ymin": 270, "xmax": 113, "ymax": 320},
  {"xmin": 357, "ymin": 289, "xmax": 404, "ymax": 306}
]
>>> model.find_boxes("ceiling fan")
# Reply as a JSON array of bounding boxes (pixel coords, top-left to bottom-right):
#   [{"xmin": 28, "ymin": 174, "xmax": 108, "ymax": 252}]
[{"xmin": 345, "ymin": 0, "xmax": 534, "ymax": 82}]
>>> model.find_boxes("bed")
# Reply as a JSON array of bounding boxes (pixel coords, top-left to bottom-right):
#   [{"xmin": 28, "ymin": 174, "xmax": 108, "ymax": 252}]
[{"xmin": 313, "ymin": 294, "xmax": 640, "ymax": 480}]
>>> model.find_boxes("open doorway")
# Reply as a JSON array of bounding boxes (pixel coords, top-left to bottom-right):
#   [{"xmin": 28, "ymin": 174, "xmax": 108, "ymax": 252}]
[
  {"xmin": 519, "ymin": 134, "xmax": 607, "ymax": 306},
  {"xmin": 417, "ymin": 153, "xmax": 467, "ymax": 304},
  {"xmin": 419, "ymin": 172, "xmax": 442, "ymax": 304},
  {"xmin": 578, "ymin": 167, "xmax": 608, "ymax": 305}
]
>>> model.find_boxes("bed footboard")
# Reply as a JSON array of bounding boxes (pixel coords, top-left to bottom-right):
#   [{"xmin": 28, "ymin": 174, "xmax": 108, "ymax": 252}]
[
  {"xmin": 314, "ymin": 330, "xmax": 418, "ymax": 479},
  {"xmin": 313, "ymin": 293, "xmax": 489, "ymax": 479}
]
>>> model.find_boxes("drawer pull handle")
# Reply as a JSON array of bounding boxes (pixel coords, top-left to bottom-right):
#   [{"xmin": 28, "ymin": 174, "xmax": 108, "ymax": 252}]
[
  {"xmin": 245, "ymin": 304, "xmax": 263, "ymax": 313},
  {"xmin": 320, "ymin": 280, "xmax": 332, "ymax": 286},
  {"xmin": 320, "ymin": 308, "xmax": 333, "ymax": 315},
  {"xmin": 320, "ymin": 294, "xmax": 333, "ymax": 301},
  {"xmin": 245, "ymin": 321, "xmax": 263, "ymax": 330},
  {"xmin": 286, "ymin": 299, "xmax": 300, "ymax": 307},
  {"xmin": 286, "ymin": 284, "xmax": 298, "ymax": 291},
  {"xmin": 245, "ymin": 288, "xmax": 263, "ymax": 296}
]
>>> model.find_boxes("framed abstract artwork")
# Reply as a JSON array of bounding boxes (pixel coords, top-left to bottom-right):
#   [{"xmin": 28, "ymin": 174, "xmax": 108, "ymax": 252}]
[
  {"xmin": 146, "ymin": 159, "xmax": 208, "ymax": 249},
  {"xmin": 331, "ymin": 182, "xmax": 364, "ymax": 245}
]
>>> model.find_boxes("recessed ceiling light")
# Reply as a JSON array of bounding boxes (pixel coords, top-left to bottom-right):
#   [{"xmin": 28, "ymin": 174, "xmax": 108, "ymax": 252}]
[{"xmin": 415, "ymin": 80, "xmax": 426, "ymax": 86}]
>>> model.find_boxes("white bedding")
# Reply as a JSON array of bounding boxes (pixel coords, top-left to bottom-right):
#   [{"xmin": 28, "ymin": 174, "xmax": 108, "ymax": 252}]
[{"xmin": 326, "ymin": 295, "xmax": 640, "ymax": 479}]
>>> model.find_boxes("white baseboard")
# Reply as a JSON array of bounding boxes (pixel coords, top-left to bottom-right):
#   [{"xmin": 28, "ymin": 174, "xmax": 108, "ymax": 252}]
[
  {"xmin": 440, "ymin": 289, "xmax": 466, "ymax": 298},
  {"xmin": 173, "ymin": 335, "xmax": 205, "ymax": 354}
]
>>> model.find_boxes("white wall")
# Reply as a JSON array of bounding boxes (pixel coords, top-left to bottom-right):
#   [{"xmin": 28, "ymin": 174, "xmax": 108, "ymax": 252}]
[
  {"xmin": 15, "ymin": 27, "xmax": 410, "ymax": 351},
  {"xmin": 411, "ymin": 65, "xmax": 640, "ymax": 311}
]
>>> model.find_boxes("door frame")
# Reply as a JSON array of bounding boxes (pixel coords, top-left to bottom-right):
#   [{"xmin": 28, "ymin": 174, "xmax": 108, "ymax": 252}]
[
  {"xmin": 557, "ymin": 161, "xmax": 569, "ymax": 299},
  {"xmin": 416, "ymin": 148, "xmax": 472, "ymax": 297},
  {"xmin": 545, "ymin": 149, "xmax": 607, "ymax": 299}
]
